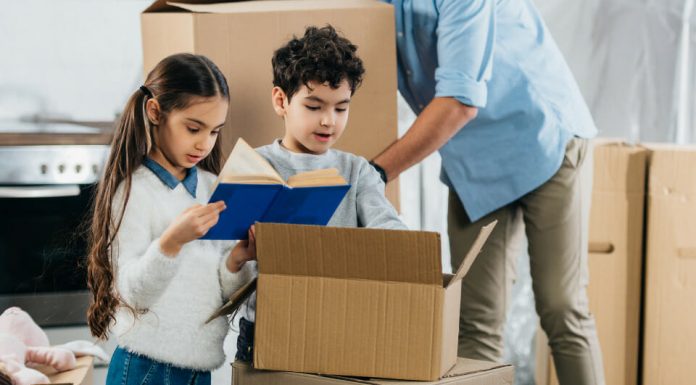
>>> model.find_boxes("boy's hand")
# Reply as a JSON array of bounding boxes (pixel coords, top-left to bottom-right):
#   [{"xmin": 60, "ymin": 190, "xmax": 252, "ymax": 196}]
[
  {"xmin": 160, "ymin": 201, "xmax": 226, "ymax": 256},
  {"xmin": 226, "ymin": 226, "xmax": 257, "ymax": 272}
]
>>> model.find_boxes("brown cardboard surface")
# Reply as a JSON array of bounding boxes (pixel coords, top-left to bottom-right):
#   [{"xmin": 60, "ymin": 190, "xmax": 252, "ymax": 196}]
[
  {"xmin": 36, "ymin": 356, "xmax": 94, "ymax": 385},
  {"xmin": 449, "ymin": 223, "xmax": 496, "ymax": 286},
  {"xmin": 256, "ymin": 275, "xmax": 444, "ymax": 380},
  {"xmin": 256, "ymin": 224, "xmax": 443, "ymax": 285},
  {"xmin": 232, "ymin": 357, "xmax": 514, "ymax": 385},
  {"xmin": 441, "ymin": 279, "xmax": 462, "ymax": 376},
  {"xmin": 248, "ymin": 222, "xmax": 495, "ymax": 381},
  {"xmin": 642, "ymin": 145, "xmax": 696, "ymax": 385},
  {"xmin": 141, "ymin": 0, "xmax": 400, "ymax": 208},
  {"xmin": 537, "ymin": 142, "xmax": 648, "ymax": 385},
  {"xmin": 169, "ymin": 0, "xmax": 383, "ymax": 13},
  {"xmin": 583, "ymin": 143, "xmax": 646, "ymax": 385}
]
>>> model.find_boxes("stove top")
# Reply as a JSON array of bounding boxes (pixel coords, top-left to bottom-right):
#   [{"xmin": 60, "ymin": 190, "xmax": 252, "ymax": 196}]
[{"xmin": 0, "ymin": 121, "xmax": 113, "ymax": 146}]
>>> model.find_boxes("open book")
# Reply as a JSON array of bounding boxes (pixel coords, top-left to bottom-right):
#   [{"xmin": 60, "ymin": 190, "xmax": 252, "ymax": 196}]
[{"xmin": 202, "ymin": 138, "xmax": 351, "ymax": 240}]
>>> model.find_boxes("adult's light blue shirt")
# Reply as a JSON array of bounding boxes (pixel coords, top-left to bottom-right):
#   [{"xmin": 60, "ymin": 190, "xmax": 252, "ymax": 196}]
[{"xmin": 384, "ymin": 0, "xmax": 597, "ymax": 221}]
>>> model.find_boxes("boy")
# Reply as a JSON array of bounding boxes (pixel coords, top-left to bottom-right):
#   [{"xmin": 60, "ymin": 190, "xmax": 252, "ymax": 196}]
[{"xmin": 235, "ymin": 25, "xmax": 407, "ymax": 362}]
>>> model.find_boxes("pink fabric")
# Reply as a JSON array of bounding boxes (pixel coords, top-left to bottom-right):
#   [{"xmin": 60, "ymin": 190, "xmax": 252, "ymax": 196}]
[
  {"xmin": 26, "ymin": 347, "xmax": 76, "ymax": 371},
  {"xmin": 0, "ymin": 337, "xmax": 51, "ymax": 385},
  {"xmin": 0, "ymin": 307, "xmax": 77, "ymax": 385},
  {"xmin": 0, "ymin": 308, "xmax": 49, "ymax": 347}
]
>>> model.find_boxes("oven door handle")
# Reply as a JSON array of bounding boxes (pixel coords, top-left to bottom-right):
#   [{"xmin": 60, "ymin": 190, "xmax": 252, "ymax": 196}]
[{"xmin": 0, "ymin": 185, "xmax": 81, "ymax": 198}]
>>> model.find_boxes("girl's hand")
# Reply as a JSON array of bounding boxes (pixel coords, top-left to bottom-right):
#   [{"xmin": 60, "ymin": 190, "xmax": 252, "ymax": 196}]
[
  {"xmin": 226, "ymin": 226, "xmax": 257, "ymax": 272},
  {"xmin": 160, "ymin": 201, "xmax": 226, "ymax": 256}
]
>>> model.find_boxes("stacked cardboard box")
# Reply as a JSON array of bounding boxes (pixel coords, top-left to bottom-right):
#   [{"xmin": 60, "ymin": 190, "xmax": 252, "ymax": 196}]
[
  {"xmin": 642, "ymin": 144, "xmax": 696, "ymax": 385},
  {"xmin": 536, "ymin": 142, "xmax": 648, "ymax": 385},
  {"xmin": 141, "ymin": 0, "xmax": 400, "ymax": 208},
  {"xmin": 233, "ymin": 357, "xmax": 513, "ymax": 385}
]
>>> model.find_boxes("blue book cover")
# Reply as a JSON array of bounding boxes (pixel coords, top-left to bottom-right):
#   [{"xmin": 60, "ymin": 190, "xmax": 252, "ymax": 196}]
[
  {"xmin": 202, "ymin": 183, "xmax": 350, "ymax": 240},
  {"xmin": 201, "ymin": 138, "xmax": 351, "ymax": 240}
]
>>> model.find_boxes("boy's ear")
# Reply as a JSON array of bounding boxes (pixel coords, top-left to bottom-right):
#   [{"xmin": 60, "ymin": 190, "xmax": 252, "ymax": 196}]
[
  {"xmin": 145, "ymin": 99, "xmax": 161, "ymax": 125},
  {"xmin": 271, "ymin": 86, "xmax": 288, "ymax": 117}
]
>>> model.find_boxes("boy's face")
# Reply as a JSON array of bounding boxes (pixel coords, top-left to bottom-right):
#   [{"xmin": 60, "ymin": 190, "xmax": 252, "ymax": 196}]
[{"xmin": 274, "ymin": 80, "xmax": 352, "ymax": 154}]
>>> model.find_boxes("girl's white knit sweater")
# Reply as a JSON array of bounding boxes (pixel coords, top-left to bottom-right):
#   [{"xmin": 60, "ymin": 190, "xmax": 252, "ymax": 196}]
[{"xmin": 110, "ymin": 166, "xmax": 252, "ymax": 370}]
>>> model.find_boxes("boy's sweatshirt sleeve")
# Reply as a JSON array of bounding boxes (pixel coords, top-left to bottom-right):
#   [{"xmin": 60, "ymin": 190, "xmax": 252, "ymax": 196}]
[
  {"xmin": 356, "ymin": 158, "xmax": 409, "ymax": 230},
  {"xmin": 111, "ymin": 183, "xmax": 182, "ymax": 310}
]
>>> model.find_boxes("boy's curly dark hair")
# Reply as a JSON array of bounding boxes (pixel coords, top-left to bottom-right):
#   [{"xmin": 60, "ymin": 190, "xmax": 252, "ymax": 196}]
[{"xmin": 272, "ymin": 25, "xmax": 365, "ymax": 101}]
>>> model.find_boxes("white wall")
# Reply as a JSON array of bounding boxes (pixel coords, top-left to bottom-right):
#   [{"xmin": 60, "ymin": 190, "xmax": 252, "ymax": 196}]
[{"xmin": 0, "ymin": 0, "xmax": 150, "ymax": 123}]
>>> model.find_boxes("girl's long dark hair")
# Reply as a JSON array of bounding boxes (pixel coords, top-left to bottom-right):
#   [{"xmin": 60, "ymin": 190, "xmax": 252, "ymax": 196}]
[{"xmin": 87, "ymin": 53, "xmax": 229, "ymax": 339}]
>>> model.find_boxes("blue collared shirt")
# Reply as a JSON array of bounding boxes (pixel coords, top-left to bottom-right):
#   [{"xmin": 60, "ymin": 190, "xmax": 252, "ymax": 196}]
[
  {"xmin": 385, "ymin": 0, "xmax": 597, "ymax": 221},
  {"xmin": 143, "ymin": 157, "xmax": 198, "ymax": 198}
]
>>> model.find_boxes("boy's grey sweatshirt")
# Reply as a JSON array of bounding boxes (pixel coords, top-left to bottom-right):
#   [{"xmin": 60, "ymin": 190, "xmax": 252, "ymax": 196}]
[{"xmin": 242, "ymin": 139, "xmax": 408, "ymax": 321}]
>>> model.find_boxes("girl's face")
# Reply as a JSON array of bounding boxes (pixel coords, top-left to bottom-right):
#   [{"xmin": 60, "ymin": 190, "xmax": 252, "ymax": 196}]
[{"xmin": 147, "ymin": 96, "xmax": 228, "ymax": 179}]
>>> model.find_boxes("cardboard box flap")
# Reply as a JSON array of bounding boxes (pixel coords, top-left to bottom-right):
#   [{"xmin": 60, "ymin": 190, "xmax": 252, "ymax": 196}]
[
  {"xmin": 144, "ymin": 0, "xmax": 220, "ymax": 13},
  {"xmin": 148, "ymin": 0, "xmax": 389, "ymax": 14},
  {"xmin": 206, "ymin": 276, "xmax": 257, "ymax": 322},
  {"xmin": 441, "ymin": 358, "xmax": 510, "ymax": 378},
  {"xmin": 334, "ymin": 358, "xmax": 512, "ymax": 384},
  {"xmin": 256, "ymin": 223, "xmax": 443, "ymax": 285},
  {"xmin": 447, "ymin": 221, "xmax": 496, "ymax": 288}
]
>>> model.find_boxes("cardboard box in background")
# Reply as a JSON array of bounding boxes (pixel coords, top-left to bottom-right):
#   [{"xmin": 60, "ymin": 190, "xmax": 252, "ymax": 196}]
[
  {"xmin": 239, "ymin": 222, "xmax": 494, "ymax": 381},
  {"xmin": 232, "ymin": 357, "xmax": 514, "ymax": 385},
  {"xmin": 536, "ymin": 142, "xmax": 648, "ymax": 385},
  {"xmin": 141, "ymin": 0, "xmax": 400, "ymax": 208},
  {"xmin": 37, "ymin": 356, "xmax": 94, "ymax": 385},
  {"xmin": 642, "ymin": 144, "xmax": 696, "ymax": 385}
]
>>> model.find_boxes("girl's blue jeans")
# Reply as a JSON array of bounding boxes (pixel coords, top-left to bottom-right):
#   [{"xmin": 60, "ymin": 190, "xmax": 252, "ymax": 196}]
[{"xmin": 106, "ymin": 346, "xmax": 211, "ymax": 385}]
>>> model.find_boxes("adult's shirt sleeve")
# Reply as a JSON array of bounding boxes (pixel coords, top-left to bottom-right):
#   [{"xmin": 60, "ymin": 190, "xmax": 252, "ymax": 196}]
[{"xmin": 435, "ymin": 0, "xmax": 495, "ymax": 108}]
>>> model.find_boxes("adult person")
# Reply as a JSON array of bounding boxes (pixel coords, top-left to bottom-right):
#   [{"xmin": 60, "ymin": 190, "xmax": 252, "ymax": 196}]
[{"xmin": 371, "ymin": 1, "xmax": 605, "ymax": 384}]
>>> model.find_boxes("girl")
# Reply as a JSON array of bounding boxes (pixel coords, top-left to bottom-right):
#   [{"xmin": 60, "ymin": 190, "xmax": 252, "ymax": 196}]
[{"xmin": 86, "ymin": 53, "xmax": 255, "ymax": 385}]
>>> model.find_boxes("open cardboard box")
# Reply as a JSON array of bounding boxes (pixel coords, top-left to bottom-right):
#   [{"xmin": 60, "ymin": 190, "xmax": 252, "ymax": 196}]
[{"xmin": 214, "ymin": 222, "xmax": 496, "ymax": 381}]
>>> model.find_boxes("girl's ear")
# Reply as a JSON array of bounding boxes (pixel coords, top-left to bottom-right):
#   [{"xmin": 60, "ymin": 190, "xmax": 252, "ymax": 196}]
[
  {"xmin": 271, "ymin": 87, "xmax": 288, "ymax": 118},
  {"xmin": 145, "ymin": 98, "xmax": 161, "ymax": 125}
]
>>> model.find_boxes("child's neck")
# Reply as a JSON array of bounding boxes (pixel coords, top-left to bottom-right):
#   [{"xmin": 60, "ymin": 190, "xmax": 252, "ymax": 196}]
[
  {"xmin": 148, "ymin": 150, "xmax": 187, "ymax": 180},
  {"xmin": 280, "ymin": 138, "xmax": 328, "ymax": 155}
]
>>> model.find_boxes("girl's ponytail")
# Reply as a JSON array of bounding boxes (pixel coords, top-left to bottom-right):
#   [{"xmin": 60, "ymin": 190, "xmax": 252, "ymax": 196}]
[{"xmin": 87, "ymin": 87, "xmax": 150, "ymax": 339}]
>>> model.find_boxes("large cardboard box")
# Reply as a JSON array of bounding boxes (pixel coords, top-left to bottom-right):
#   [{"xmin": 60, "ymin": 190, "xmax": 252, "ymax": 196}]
[
  {"xmin": 37, "ymin": 356, "xmax": 94, "ymax": 385},
  {"xmin": 141, "ymin": 0, "xmax": 400, "ymax": 207},
  {"xmin": 536, "ymin": 142, "xmax": 648, "ymax": 385},
  {"xmin": 232, "ymin": 357, "xmax": 514, "ymax": 385},
  {"xmin": 226, "ymin": 222, "xmax": 495, "ymax": 381},
  {"xmin": 642, "ymin": 144, "xmax": 696, "ymax": 385}
]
